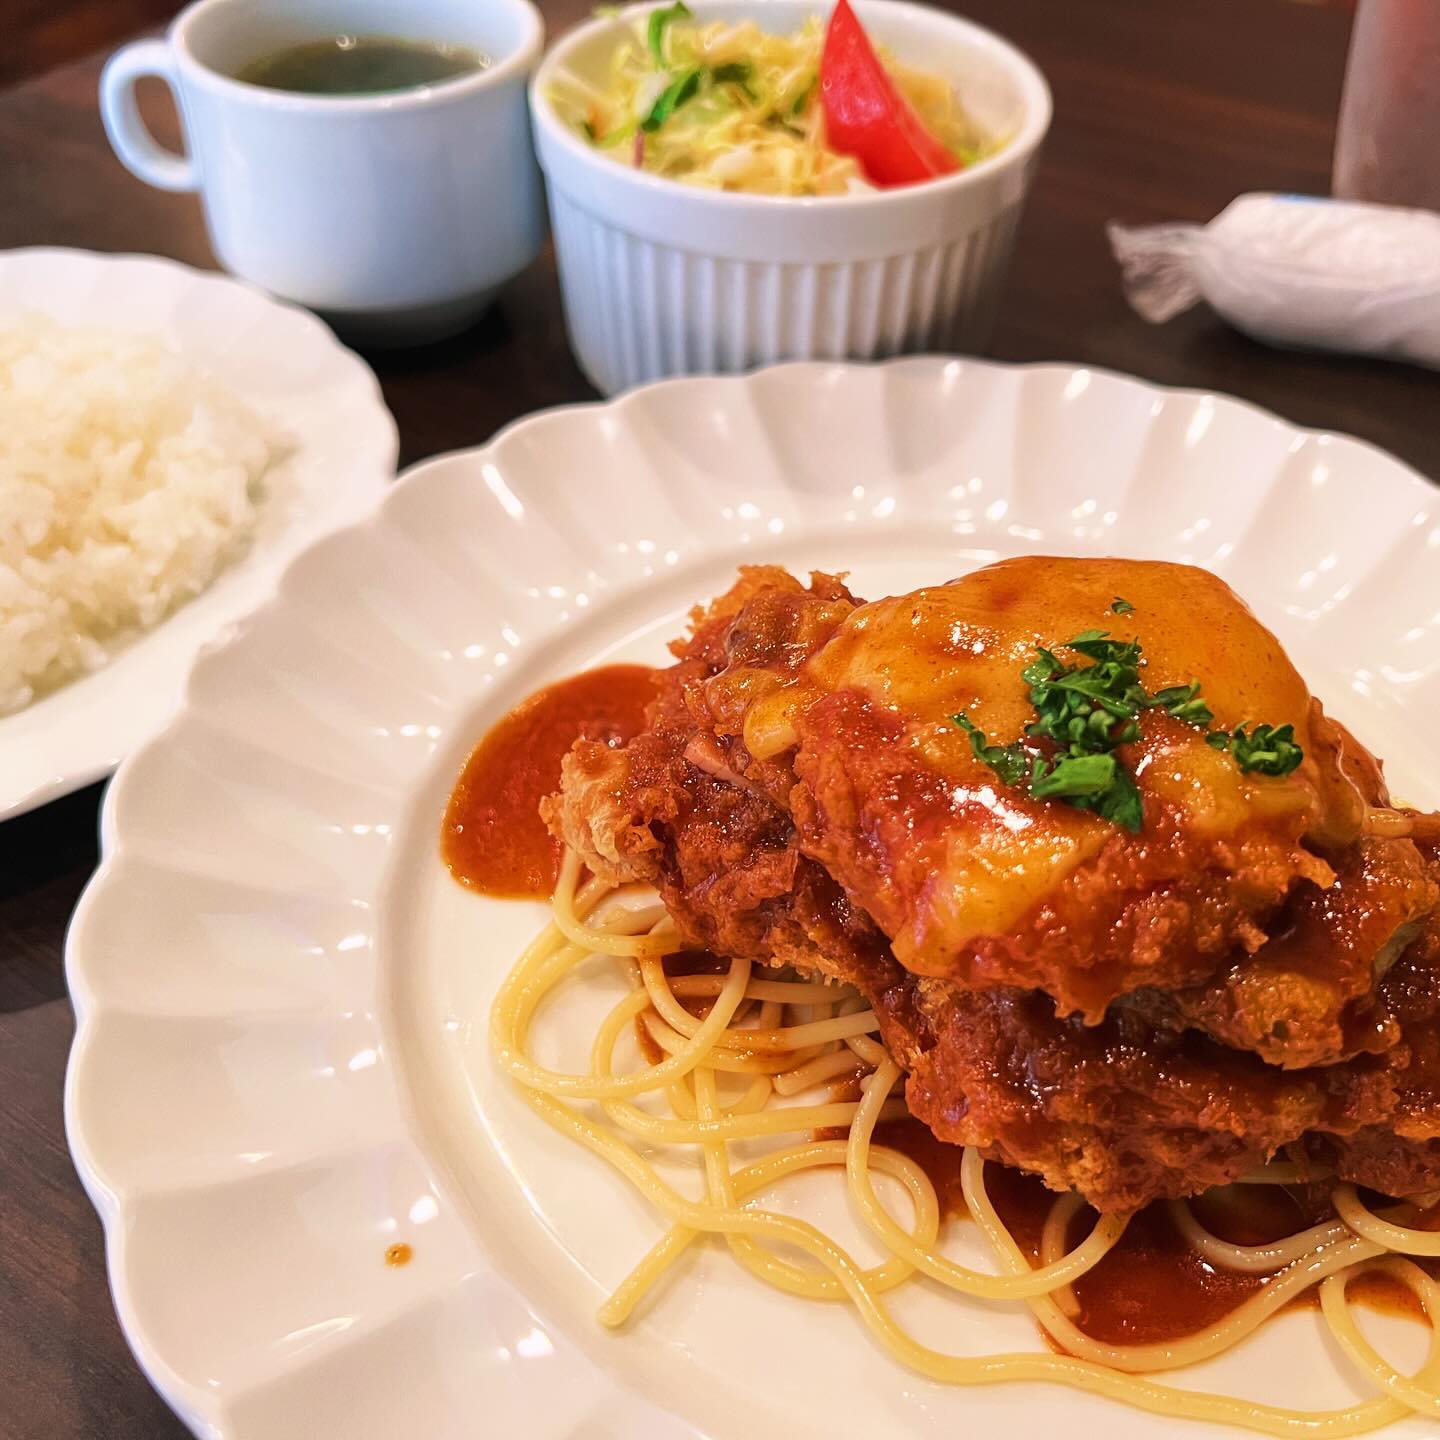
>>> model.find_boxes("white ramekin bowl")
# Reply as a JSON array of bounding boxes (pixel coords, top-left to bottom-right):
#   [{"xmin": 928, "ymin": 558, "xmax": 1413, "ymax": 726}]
[{"xmin": 530, "ymin": 0, "xmax": 1051, "ymax": 395}]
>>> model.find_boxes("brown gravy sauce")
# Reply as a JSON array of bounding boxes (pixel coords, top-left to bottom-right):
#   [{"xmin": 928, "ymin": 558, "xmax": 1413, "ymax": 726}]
[{"xmin": 442, "ymin": 664, "xmax": 656, "ymax": 898}]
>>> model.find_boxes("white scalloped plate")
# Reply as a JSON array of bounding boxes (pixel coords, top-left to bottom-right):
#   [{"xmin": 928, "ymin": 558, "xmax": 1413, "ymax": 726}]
[
  {"xmin": 0, "ymin": 248, "xmax": 397, "ymax": 819},
  {"xmin": 67, "ymin": 359, "xmax": 1440, "ymax": 1440}
]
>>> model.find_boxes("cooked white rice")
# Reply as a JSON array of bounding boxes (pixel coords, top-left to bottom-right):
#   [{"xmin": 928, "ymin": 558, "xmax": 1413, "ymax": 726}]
[{"xmin": 0, "ymin": 316, "xmax": 275, "ymax": 715}]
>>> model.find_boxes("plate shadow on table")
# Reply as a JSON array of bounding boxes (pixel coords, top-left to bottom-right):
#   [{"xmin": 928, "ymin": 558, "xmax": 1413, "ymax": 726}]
[{"xmin": 1, "ymin": 783, "xmax": 104, "ymax": 1015}]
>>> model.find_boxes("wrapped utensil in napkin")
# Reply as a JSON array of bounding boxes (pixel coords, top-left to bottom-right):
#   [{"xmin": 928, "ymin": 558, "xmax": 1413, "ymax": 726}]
[{"xmin": 1108, "ymin": 193, "xmax": 1440, "ymax": 369}]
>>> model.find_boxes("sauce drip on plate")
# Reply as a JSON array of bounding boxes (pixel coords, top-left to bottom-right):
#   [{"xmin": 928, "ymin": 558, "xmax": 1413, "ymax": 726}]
[
  {"xmin": 871, "ymin": 1120, "xmax": 1436, "ymax": 1341},
  {"xmin": 445, "ymin": 652, "xmax": 1435, "ymax": 1342},
  {"xmin": 442, "ymin": 665, "xmax": 656, "ymax": 898}
]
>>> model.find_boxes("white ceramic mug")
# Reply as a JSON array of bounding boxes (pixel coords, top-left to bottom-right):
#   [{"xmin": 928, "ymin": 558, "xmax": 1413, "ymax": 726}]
[{"xmin": 101, "ymin": 0, "xmax": 546, "ymax": 346}]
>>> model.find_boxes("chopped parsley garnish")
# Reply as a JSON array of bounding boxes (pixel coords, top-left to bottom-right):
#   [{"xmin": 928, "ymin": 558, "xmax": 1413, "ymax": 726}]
[
  {"xmin": 1149, "ymin": 679, "xmax": 1213, "ymax": 727},
  {"xmin": 1110, "ymin": 597, "xmax": 1135, "ymax": 615},
  {"xmin": 1022, "ymin": 632, "xmax": 1148, "ymax": 750},
  {"xmin": 950, "ymin": 618, "xmax": 1304, "ymax": 832},
  {"xmin": 952, "ymin": 715, "xmax": 1028, "ymax": 787},
  {"xmin": 1033, "ymin": 753, "xmax": 1144, "ymax": 833},
  {"xmin": 1206, "ymin": 723, "xmax": 1304, "ymax": 777},
  {"xmin": 952, "ymin": 628, "xmax": 1152, "ymax": 832}
]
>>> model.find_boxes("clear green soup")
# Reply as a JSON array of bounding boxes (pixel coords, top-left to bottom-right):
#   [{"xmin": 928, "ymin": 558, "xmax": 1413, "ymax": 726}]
[{"xmin": 234, "ymin": 35, "xmax": 489, "ymax": 95}]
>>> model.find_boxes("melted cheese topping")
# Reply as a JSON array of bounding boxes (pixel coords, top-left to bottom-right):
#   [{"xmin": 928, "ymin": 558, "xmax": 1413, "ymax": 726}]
[
  {"xmin": 816, "ymin": 560, "xmax": 1311, "ymax": 750},
  {"xmin": 755, "ymin": 558, "xmax": 1369, "ymax": 956}
]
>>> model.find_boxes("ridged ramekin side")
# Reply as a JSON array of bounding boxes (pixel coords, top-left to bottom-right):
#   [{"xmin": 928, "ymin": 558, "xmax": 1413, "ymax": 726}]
[{"xmin": 549, "ymin": 187, "xmax": 1026, "ymax": 395}]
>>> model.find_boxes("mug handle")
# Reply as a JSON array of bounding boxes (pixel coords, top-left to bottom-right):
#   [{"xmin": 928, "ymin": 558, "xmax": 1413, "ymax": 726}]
[{"xmin": 99, "ymin": 39, "xmax": 201, "ymax": 193}]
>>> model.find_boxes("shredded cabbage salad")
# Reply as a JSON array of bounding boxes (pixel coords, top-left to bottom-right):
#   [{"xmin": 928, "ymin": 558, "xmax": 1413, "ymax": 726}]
[{"xmin": 549, "ymin": 4, "xmax": 987, "ymax": 196}]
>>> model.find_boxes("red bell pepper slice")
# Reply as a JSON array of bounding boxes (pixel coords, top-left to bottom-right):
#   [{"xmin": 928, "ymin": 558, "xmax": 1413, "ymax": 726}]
[{"xmin": 820, "ymin": 0, "xmax": 961, "ymax": 188}]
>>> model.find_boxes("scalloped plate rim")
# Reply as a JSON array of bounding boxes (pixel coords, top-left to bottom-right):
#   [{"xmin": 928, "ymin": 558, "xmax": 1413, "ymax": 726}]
[
  {"xmin": 0, "ymin": 245, "xmax": 399, "ymax": 820},
  {"xmin": 64, "ymin": 355, "xmax": 1439, "ymax": 1440}
]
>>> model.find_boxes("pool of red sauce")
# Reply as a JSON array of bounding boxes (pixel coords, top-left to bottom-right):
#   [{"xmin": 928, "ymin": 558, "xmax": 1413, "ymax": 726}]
[
  {"xmin": 442, "ymin": 664, "xmax": 656, "ymax": 898},
  {"xmin": 866, "ymin": 1118, "xmax": 1436, "ymax": 1345},
  {"xmin": 442, "ymin": 666, "xmax": 1435, "ymax": 1345}
]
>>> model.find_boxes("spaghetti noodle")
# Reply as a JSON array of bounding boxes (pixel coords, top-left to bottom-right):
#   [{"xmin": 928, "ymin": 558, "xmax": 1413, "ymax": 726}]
[{"xmin": 489, "ymin": 849, "xmax": 1440, "ymax": 1435}]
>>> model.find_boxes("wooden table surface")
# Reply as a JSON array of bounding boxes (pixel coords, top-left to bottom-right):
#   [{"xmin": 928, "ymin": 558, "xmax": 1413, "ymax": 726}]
[{"xmin": 2, "ymin": 0, "xmax": 1436, "ymax": 1435}]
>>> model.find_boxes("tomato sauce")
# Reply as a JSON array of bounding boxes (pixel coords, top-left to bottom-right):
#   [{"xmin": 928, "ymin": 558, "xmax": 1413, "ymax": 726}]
[
  {"xmin": 442, "ymin": 664, "xmax": 656, "ymax": 898},
  {"xmin": 442, "ymin": 660, "xmax": 1435, "ymax": 1340},
  {"xmin": 870, "ymin": 1122, "xmax": 1434, "ymax": 1341}
]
